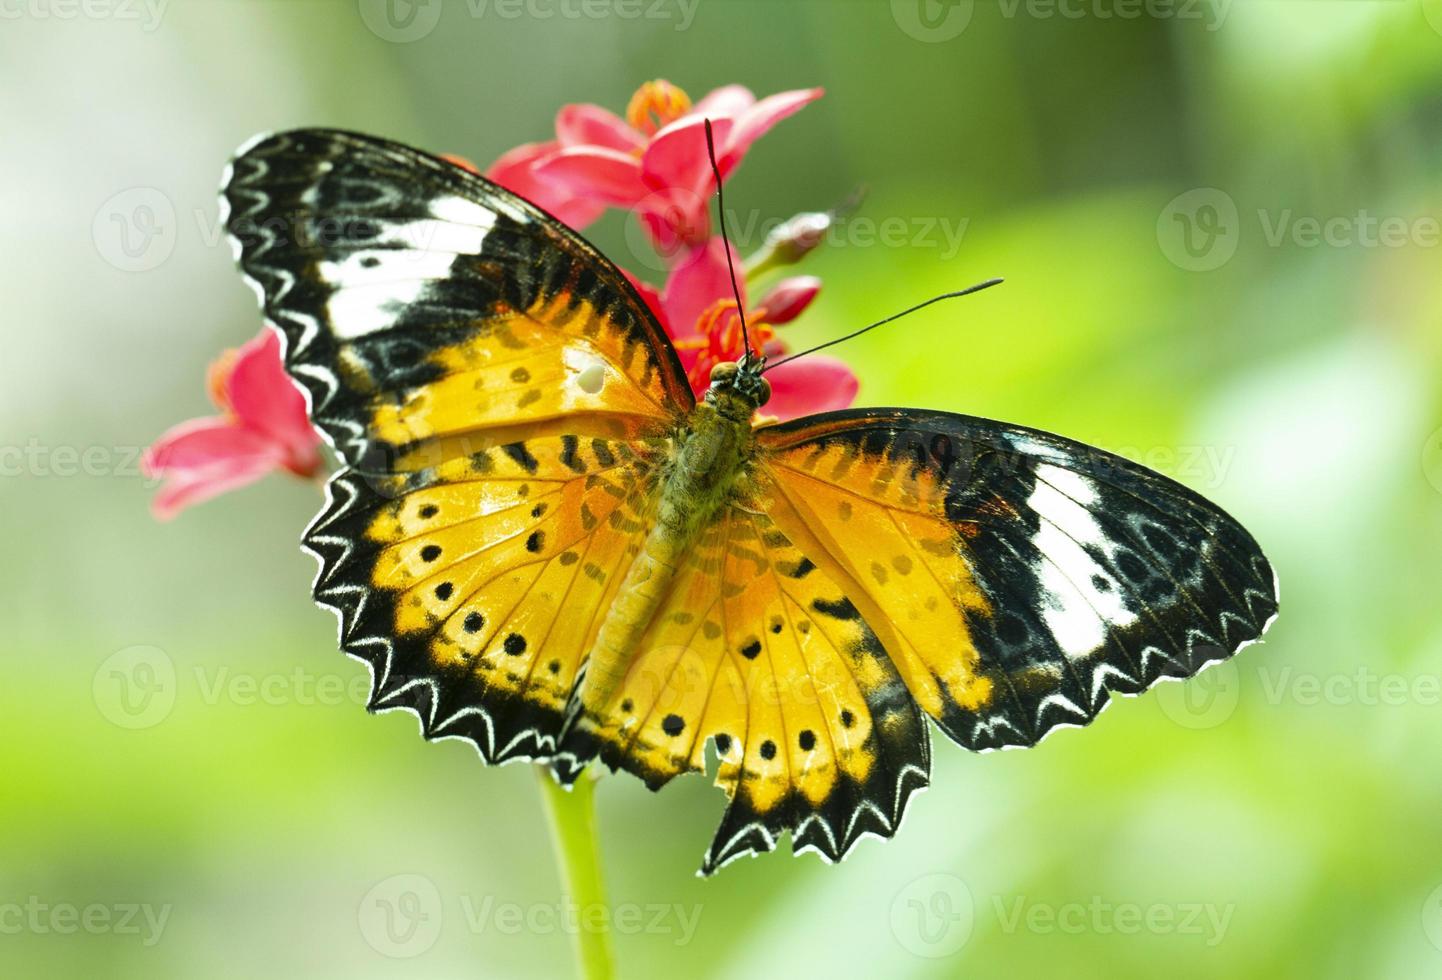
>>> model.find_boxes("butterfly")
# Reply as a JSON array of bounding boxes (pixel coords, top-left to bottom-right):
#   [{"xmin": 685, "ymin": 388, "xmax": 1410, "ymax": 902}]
[{"xmin": 222, "ymin": 129, "xmax": 1278, "ymax": 875}]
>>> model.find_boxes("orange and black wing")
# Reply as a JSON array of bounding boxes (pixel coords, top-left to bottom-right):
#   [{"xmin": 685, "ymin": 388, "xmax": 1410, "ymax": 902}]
[
  {"xmin": 306, "ymin": 434, "xmax": 665, "ymax": 763},
  {"xmin": 222, "ymin": 128, "xmax": 689, "ymax": 763},
  {"xmin": 757, "ymin": 408, "xmax": 1278, "ymax": 752}
]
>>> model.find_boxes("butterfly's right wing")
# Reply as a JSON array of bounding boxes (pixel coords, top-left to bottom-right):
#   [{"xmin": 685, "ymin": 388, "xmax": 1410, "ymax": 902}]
[{"xmin": 755, "ymin": 408, "xmax": 1278, "ymax": 752}]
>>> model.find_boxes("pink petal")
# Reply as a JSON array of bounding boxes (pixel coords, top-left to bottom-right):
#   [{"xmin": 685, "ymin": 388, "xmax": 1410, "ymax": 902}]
[
  {"xmin": 641, "ymin": 116, "xmax": 733, "ymax": 196},
  {"xmin": 150, "ymin": 452, "xmax": 282, "ymax": 521},
  {"xmin": 763, "ymin": 354, "xmax": 858, "ymax": 420},
  {"xmin": 143, "ymin": 417, "xmax": 278, "ymax": 476},
  {"xmin": 637, "ymin": 208, "xmax": 686, "ymax": 263},
  {"xmin": 487, "ymin": 141, "xmax": 558, "ymax": 182},
  {"xmin": 720, "ymin": 87, "xmax": 824, "ymax": 177},
  {"xmin": 661, "ymin": 238, "xmax": 746, "ymax": 340},
  {"xmin": 555, "ymin": 103, "xmax": 644, "ymax": 153},
  {"xmin": 532, "ymin": 146, "xmax": 649, "ymax": 207},
  {"xmin": 486, "ymin": 142, "xmax": 606, "ymax": 228},
  {"xmin": 637, "ymin": 188, "xmax": 712, "ymax": 258},
  {"xmin": 226, "ymin": 330, "xmax": 316, "ymax": 454},
  {"xmin": 691, "ymin": 84, "xmax": 756, "ymax": 120},
  {"xmin": 756, "ymin": 276, "xmax": 821, "ymax": 325}
]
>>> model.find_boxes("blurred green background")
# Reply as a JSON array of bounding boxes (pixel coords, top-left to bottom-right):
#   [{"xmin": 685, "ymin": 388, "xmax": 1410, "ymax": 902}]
[{"xmin": 5, "ymin": 0, "xmax": 1442, "ymax": 976}]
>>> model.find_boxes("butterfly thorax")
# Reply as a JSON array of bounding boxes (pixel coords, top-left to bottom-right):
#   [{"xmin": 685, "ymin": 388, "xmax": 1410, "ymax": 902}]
[{"xmin": 577, "ymin": 361, "xmax": 768, "ymax": 712}]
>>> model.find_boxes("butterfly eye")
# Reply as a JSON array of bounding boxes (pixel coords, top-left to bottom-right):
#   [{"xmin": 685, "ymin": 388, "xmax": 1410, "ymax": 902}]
[
  {"xmin": 709, "ymin": 362, "xmax": 739, "ymax": 385},
  {"xmin": 755, "ymin": 377, "xmax": 772, "ymax": 406}
]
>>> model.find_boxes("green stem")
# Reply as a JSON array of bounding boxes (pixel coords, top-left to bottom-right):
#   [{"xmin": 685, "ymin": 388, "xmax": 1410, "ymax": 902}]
[{"xmin": 536, "ymin": 765, "xmax": 615, "ymax": 980}]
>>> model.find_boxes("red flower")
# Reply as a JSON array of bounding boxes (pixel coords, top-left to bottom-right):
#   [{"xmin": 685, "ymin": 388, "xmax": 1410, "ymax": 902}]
[
  {"xmin": 144, "ymin": 329, "xmax": 322, "ymax": 520},
  {"xmin": 495, "ymin": 80, "xmax": 822, "ymax": 256},
  {"xmin": 633, "ymin": 238, "xmax": 858, "ymax": 420},
  {"xmin": 482, "ymin": 143, "xmax": 608, "ymax": 230}
]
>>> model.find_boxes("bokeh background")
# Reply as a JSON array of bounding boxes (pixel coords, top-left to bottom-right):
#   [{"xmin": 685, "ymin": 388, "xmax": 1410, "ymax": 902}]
[{"xmin": 6, "ymin": 1, "xmax": 1442, "ymax": 976}]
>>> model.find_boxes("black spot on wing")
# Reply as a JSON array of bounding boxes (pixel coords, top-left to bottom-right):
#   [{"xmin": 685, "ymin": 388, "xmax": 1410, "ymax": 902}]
[{"xmin": 502, "ymin": 441, "xmax": 539, "ymax": 474}]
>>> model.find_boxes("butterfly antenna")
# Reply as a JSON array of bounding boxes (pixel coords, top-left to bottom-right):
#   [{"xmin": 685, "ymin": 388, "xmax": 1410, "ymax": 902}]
[
  {"xmin": 703, "ymin": 118, "xmax": 752, "ymax": 361},
  {"xmin": 763, "ymin": 278, "xmax": 1005, "ymax": 373}
]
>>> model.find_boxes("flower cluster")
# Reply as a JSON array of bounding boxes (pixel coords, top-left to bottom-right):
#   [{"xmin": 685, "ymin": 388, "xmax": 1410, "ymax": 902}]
[
  {"xmin": 149, "ymin": 80, "xmax": 855, "ymax": 516},
  {"xmin": 482, "ymin": 80, "xmax": 856, "ymax": 416}
]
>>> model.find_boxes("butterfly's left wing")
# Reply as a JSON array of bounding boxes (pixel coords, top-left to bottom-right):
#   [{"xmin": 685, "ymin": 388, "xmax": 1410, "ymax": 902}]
[
  {"xmin": 754, "ymin": 408, "xmax": 1278, "ymax": 753},
  {"xmin": 222, "ymin": 128, "xmax": 694, "ymax": 473},
  {"xmin": 221, "ymin": 129, "xmax": 693, "ymax": 767},
  {"xmin": 305, "ymin": 431, "xmax": 665, "ymax": 764}
]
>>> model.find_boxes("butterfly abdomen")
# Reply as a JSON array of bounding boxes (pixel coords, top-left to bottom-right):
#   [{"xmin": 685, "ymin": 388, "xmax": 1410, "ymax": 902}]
[{"xmin": 578, "ymin": 402, "xmax": 755, "ymax": 712}]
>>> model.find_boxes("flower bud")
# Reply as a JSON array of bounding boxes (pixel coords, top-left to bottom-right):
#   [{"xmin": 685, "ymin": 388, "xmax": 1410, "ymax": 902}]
[
  {"xmin": 756, "ymin": 276, "xmax": 821, "ymax": 325},
  {"xmin": 750, "ymin": 211, "xmax": 832, "ymax": 273}
]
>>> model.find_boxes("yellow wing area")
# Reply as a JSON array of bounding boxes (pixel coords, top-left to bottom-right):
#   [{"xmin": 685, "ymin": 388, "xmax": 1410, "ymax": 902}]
[
  {"xmin": 304, "ymin": 432, "xmax": 666, "ymax": 764},
  {"xmin": 757, "ymin": 418, "xmax": 1000, "ymax": 729},
  {"xmin": 558, "ymin": 501, "xmax": 929, "ymax": 874},
  {"xmin": 365, "ymin": 292, "xmax": 684, "ymax": 472}
]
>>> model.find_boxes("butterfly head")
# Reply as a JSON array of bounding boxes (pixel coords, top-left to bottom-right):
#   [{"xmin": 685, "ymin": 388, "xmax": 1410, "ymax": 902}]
[{"xmin": 706, "ymin": 356, "xmax": 771, "ymax": 421}]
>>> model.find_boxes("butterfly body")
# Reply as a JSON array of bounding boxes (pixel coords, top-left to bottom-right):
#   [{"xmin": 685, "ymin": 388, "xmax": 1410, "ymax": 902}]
[
  {"xmin": 581, "ymin": 362, "xmax": 767, "ymax": 711},
  {"xmin": 223, "ymin": 128, "xmax": 1278, "ymax": 875}
]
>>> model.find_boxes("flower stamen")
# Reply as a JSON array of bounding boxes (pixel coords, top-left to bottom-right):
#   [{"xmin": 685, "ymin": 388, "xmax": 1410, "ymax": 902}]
[
  {"xmin": 206, "ymin": 347, "xmax": 240, "ymax": 416},
  {"xmin": 625, "ymin": 80, "xmax": 692, "ymax": 137},
  {"xmin": 684, "ymin": 299, "xmax": 775, "ymax": 392}
]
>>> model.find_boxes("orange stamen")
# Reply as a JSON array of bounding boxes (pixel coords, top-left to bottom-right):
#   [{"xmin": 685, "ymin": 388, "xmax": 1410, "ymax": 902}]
[
  {"xmin": 684, "ymin": 299, "xmax": 775, "ymax": 392},
  {"xmin": 626, "ymin": 80, "xmax": 693, "ymax": 137},
  {"xmin": 206, "ymin": 347, "xmax": 240, "ymax": 415}
]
